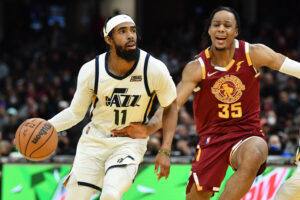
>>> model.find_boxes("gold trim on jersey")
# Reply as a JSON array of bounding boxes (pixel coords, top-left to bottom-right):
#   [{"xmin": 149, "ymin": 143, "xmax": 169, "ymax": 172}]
[
  {"xmin": 205, "ymin": 48, "xmax": 235, "ymax": 71},
  {"xmin": 193, "ymin": 173, "xmax": 203, "ymax": 191},
  {"xmin": 205, "ymin": 48, "xmax": 210, "ymax": 58},
  {"xmin": 196, "ymin": 148, "xmax": 201, "ymax": 162},
  {"xmin": 92, "ymin": 94, "xmax": 97, "ymax": 106},
  {"xmin": 102, "ymin": 95, "xmax": 106, "ymax": 106},
  {"xmin": 296, "ymin": 146, "xmax": 300, "ymax": 163},
  {"xmin": 201, "ymin": 66, "xmax": 206, "ymax": 80},
  {"xmin": 246, "ymin": 53, "xmax": 252, "ymax": 66},
  {"xmin": 146, "ymin": 93, "xmax": 156, "ymax": 116},
  {"xmin": 225, "ymin": 59, "xmax": 235, "ymax": 71}
]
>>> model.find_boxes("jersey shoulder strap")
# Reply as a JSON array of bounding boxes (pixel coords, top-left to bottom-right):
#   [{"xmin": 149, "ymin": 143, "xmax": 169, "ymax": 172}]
[
  {"xmin": 94, "ymin": 55, "xmax": 99, "ymax": 94},
  {"xmin": 143, "ymin": 53, "xmax": 151, "ymax": 96},
  {"xmin": 90, "ymin": 56, "xmax": 99, "ymax": 119}
]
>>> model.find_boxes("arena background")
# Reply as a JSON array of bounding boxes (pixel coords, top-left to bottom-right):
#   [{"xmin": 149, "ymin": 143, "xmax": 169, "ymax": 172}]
[{"xmin": 0, "ymin": 0, "xmax": 300, "ymax": 199}]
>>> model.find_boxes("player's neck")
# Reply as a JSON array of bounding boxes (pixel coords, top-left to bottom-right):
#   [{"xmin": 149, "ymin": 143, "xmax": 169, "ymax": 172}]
[
  {"xmin": 108, "ymin": 51, "xmax": 136, "ymax": 76},
  {"xmin": 209, "ymin": 43, "xmax": 235, "ymax": 68}
]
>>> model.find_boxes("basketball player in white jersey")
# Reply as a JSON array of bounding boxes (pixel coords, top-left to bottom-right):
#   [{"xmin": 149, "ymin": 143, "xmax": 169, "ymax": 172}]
[
  {"xmin": 48, "ymin": 14, "xmax": 177, "ymax": 200},
  {"xmin": 274, "ymin": 140, "xmax": 300, "ymax": 200}
]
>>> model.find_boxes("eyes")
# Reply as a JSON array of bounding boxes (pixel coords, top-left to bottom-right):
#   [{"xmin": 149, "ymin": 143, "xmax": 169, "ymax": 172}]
[
  {"xmin": 212, "ymin": 22, "xmax": 233, "ymax": 29},
  {"xmin": 118, "ymin": 28, "xmax": 136, "ymax": 34}
]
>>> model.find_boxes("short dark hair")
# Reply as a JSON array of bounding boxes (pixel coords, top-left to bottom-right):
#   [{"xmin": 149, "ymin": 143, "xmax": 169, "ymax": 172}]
[
  {"xmin": 202, "ymin": 6, "xmax": 241, "ymax": 42},
  {"xmin": 208, "ymin": 6, "xmax": 240, "ymax": 30}
]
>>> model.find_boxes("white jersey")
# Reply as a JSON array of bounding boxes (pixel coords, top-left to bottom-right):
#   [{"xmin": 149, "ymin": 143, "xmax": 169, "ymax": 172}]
[{"xmin": 49, "ymin": 49, "xmax": 176, "ymax": 134}]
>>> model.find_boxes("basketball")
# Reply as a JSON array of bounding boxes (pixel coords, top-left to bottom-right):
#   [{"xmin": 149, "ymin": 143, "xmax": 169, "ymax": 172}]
[{"xmin": 15, "ymin": 118, "xmax": 58, "ymax": 161}]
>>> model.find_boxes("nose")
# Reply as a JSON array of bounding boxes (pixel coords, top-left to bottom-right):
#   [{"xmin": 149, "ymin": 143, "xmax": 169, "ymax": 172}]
[
  {"xmin": 217, "ymin": 25, "xmax": 225, "ymax": 32},
  {"xmin": 127, "ymin": 30, "xmax": 135, "ymax": 40}
]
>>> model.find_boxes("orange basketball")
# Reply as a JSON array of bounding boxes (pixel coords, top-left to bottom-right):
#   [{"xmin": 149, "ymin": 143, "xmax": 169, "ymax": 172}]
[{"xmin": 15, "ymin": 118, "xmax": 58, "ymax": 161}]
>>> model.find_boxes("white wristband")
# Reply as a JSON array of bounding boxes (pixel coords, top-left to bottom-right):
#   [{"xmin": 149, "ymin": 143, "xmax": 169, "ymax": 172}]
[{"xmin": 279, "ymin": 57, "xmax": 300, "ymax": 79}]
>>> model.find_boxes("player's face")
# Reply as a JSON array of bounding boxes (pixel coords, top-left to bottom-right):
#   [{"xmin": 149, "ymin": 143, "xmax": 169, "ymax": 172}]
[
  {"xmin": 208, "ymin": 10, "xmax": 238, "ymax": 51},
  {"xmin": 111, "ymin": 22, "xmax": 138, "ymax": 61}
]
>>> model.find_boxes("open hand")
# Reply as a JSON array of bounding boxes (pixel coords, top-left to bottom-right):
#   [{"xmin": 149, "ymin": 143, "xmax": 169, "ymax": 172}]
[{"xmin": 154, "ymin": 152, "xmax": 170, "ymax": 181}]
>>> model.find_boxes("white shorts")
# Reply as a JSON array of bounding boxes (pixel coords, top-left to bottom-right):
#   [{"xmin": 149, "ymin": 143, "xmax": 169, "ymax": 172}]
[{"xmin": 64, "ymin": 122, "xmax": 148, "ymax": 192}]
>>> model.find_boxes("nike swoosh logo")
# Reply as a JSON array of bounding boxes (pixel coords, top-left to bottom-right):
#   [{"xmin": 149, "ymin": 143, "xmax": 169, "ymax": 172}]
[{"xmin": 207, "ymin": 71, "xmax": 218, "ymax": 77}]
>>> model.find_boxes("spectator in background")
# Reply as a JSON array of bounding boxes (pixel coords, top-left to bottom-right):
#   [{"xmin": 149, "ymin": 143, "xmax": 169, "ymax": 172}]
[
  {"xmin": 284, "ymin": 127, "xmax": 300, "ymax": 156},
  {"xmin": 0, "ymin": 102, "xmax": 9, "ymax": 132},
  {"xmin": 0, "ymin": 140, "xmax": 13, "ymax": 157},
  {"xmin": 56, "ymin": 131, "xmax": 75, "ymax": 155},
  {"xmin": 0, "ymin": 55, "xmax": 9, "ymax": 88},
  {"xmin": 268, "ymin": 135, "xmax": 283, "ymax": 155},
  {"xmin": 3, "ymin": 107, "xmax": 20, "ymax": 142},
  {"xmin": 260, "ymin": 71, "xmax": 279, "ymax": 101},
  {"xmin": 146, "ymin": 132, "xmax": 162, "ymax": 156},
  {"xmin": 276, "ymin": 90, "xmax": 295, "ymax": 125},
  {"xmin": 174, "ymin": 124, "xmax": 191, "ymax": 156}
]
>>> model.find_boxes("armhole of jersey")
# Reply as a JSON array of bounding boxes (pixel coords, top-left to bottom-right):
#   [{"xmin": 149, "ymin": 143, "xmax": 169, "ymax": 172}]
[
  {"xmin": 90, "ymin": 56, "xmax": 99, "ymax": 118},
  {"xmin": 245, "ymin": 42, "xmax": 260, "ymax": 78},
  {"xmin": 197, "ymin": 57, "xmax": 206, "ymax": 80},
  {"xmin": 143, "ymin": 53, "xmax": 151, "ymax": 97}
]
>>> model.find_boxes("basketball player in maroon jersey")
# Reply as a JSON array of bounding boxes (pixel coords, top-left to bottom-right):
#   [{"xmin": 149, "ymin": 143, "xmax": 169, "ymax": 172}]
[{"xmin": 112, "ymin": 6, "xmax": 300, "ymax": 200}]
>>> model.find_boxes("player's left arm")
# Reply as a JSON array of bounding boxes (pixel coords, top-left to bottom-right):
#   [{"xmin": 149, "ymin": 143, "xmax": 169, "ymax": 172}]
[{"xmin": 250, "ymin": 43, "xmax": 300, "ymax": 78}]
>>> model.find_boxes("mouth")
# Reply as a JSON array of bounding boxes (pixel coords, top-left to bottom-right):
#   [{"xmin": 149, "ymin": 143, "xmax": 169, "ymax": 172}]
[
  {"xmin": 215, "ymin": 36, "xmax": 226, "ymax": 44},
  {"xmin": 126, "ymin": 41, "xmax": 136, "ymax": 50}
]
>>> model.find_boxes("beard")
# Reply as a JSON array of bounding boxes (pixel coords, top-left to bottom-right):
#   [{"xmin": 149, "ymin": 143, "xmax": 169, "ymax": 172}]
[{"xmin": 114, "ymin": 40, "xmax": 138, "ymax": 61}]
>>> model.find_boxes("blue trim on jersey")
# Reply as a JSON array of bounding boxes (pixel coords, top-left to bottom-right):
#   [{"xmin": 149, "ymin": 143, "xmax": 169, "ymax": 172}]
[
  {"xmin": 105, "ymin": 164, "xmax": 127, "ymax": 175},
  {"xmin": 105, "ymin": 49, "xmax": 140, "ymax": 80},
  {"xmin": 143, "ymin": 53, "xmax": 151, "ymax": 97},
  {"xmin": 78, "ymin": 181, "xmax": 102, "ymax": 192},
  {"xmin": 90, "ymin": 56, "xmax": 100, "ymax": 119},
  {"xmin": 94, "ymin": 56, "xmax": 99, "ymax": 94}
]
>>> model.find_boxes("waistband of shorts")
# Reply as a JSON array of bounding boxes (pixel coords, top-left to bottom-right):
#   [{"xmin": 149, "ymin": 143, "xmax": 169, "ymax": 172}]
[{"xmin": 86, "ymin": 122, "xmax": 130, "ymax": 138}]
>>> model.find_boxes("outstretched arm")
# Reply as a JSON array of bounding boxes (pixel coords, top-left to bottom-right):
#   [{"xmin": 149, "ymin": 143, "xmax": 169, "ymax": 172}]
[{"xmin": 250, "ymin": 43, "xmax": 300, "ymax": 79}]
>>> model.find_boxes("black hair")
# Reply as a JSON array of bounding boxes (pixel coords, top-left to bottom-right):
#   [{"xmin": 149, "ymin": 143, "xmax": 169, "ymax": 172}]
[{"xmin": 202, "ymin": 6, "xmax": 241, "ymax": 42}]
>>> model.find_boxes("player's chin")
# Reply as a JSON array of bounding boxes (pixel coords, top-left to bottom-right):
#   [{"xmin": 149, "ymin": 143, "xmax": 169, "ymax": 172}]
[{"xmin": 215, "ymin": 46, "xmax": 226, "ymax": 51}]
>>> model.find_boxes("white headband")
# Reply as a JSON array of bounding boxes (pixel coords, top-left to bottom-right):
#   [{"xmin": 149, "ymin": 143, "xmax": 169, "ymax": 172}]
[{"xmin": 103, "ymin": 14, "xmax": 135, "ymax": 37}]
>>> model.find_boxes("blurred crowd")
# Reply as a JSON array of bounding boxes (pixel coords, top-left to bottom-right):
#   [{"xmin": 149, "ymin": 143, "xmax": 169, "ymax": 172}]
[{"xmin": 1, "ymin": 9, "xmax": 300, "ymax": 163}]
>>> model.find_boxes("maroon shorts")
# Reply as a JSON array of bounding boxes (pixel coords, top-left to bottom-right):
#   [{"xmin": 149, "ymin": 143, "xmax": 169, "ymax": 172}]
[{"xmin": 186, "ymin": 128, "xmax": 266, "ymax": 194}]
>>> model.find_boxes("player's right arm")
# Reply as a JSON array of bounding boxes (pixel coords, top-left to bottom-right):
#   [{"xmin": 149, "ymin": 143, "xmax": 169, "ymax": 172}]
[
  {"xmin": 48, "ymin": 62, "xmax": 94, "ymax": 132},
  {"xmin": 176, "ymin": 59, "xmax": 203, "ymax": 110}
]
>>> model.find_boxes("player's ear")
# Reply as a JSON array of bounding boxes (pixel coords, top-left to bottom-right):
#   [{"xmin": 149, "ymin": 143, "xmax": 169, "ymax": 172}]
[
  {"xmin": 234, "ymin": 28, "xmax": 239, "ymax": 37},
  {"xmin": 208, "ymin": 26, "xmax": 212, "ymax": 37},
  {"xmin": 104, "ymin": 36, "xmax": 112, "ymax": 46}
]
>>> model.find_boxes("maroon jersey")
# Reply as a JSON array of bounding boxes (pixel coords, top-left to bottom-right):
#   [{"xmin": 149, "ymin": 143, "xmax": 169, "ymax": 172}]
[{"xmin": 193, "ymin": 40, "xmax": 261, "ymax": 136}]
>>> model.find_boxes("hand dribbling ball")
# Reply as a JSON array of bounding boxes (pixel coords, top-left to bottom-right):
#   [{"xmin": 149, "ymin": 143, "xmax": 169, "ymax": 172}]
[{"xmin": 15, "ymin": 118, "xmax": 58, "ymax": 161}]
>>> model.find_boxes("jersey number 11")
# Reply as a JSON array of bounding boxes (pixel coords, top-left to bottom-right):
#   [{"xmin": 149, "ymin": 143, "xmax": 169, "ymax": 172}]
[{"xmin": 114, "ymin": 109, "xmax": 127, "ymax": 125}]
